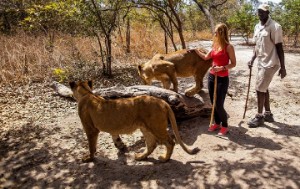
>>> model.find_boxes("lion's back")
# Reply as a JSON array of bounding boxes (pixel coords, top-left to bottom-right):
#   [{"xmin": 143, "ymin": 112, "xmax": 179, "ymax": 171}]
[
  {"xmin": 79, "ymin": 95, "xmax": 169, "ymax": 134},
  {"xmin": 163, "ymin": 49, "xmax": 211, "ymax": 76}
]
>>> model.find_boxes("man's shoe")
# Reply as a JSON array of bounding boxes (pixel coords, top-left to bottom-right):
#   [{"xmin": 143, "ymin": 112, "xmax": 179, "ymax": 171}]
[
  {"xmin": 248, "ymin": 115, "xmax": 264, "ymax": 128},
  {"xmin": 218, "ymin": 127, "xmax": 228, "ymax": 136},
  {"xmin": 264, "ymin": 113, "xmax": 274, "ymax": 123},
  {"xmin": 208, "ymin": 124, "xmax": 221, "ymax": 132}
]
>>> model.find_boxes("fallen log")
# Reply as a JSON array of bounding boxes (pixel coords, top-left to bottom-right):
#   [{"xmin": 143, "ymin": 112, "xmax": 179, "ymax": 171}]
[{"xmin": 50, "ymin": 81, "xmax": 211, "ymax": 120}]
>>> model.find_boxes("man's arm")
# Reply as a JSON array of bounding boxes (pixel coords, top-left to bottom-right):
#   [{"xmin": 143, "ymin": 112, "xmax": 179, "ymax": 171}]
[{"xmin": 275, "ymin": 43, "xmax": 286, "ymax": 79}]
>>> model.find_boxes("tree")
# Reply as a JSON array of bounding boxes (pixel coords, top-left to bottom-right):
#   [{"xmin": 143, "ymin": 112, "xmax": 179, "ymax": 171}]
[
  {"xmin": 192, "ymin": 0, "xmax": 229, "ymax": 34},
  {"xmin": 21, "ymin": 0, "xmax": 82, "ymax": 51},
  {"xmin": 227, "ymin": 3, "xmax": 257, "ymax": 44},
  {"xmin": 147, "ymin": 5, "xmax": 178, "ymax": 51},
  {"xmin": 180, "ymin": 2, "xmax": 212, "ymax": 38},
  {"xmin": 82, "ymin": 0, "xmax": 129, "ymax": 76},
  {"xmin": 131, "ymin": 0, "xmax": 187, "ymax": 50},
  {"xmin": 281, "ymin": 0, "xmax": 300, "ymax": 47},
  {"xmin": 0, "ymin": 0, "xmax": 27, "ymax": 33}
]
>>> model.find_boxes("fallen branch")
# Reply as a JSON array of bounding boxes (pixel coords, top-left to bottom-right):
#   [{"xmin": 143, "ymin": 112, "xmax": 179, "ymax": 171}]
[{"xmin": 51, "ymin": 81, "xmax": 211, "ymax": 120}]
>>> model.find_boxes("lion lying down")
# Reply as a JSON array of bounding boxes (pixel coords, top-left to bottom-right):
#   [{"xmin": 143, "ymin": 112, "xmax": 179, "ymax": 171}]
[
  {"xmin": 69, "ymin": 80, "xmax": 199, "ymax": 163},
  {"xmin": 138, "ymin": 48, "xmax": 212, "ymax": 97}
]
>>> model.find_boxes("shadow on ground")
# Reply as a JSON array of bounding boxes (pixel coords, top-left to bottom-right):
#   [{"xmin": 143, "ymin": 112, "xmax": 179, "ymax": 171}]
[{"xmin": 1, "ymin": 117, "xmax": 299, "ymax": 188}]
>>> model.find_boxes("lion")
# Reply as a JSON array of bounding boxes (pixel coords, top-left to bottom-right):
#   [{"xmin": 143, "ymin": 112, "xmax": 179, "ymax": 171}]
[
  {"xmin": 69, "ymin": 80, "xmax": 199, "ymax": 163},
  {"xmin": 137, "ymin": 48, "xmax": 212, "ymax": 97}
]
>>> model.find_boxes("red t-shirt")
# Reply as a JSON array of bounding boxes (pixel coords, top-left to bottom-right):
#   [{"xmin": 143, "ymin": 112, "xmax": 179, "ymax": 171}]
[{"xmin": 210, "ymin": 46, "xmax": 229, "ymax": 77}]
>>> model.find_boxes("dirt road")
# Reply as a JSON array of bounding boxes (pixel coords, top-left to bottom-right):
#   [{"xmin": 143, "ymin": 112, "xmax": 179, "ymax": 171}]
[{"xmin": 0, "ymin": 39, "xmax": 299, "ymax": 188}]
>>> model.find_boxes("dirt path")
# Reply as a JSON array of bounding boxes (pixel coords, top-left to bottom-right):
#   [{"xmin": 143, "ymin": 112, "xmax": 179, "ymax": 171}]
[{"xmin": 0, "ymin": 40, "xmax": 299, "ymax": 188}]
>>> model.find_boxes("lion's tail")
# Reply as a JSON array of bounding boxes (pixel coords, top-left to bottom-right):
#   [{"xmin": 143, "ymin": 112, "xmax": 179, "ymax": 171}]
[{"xmin": 167, "ymin": 105, "xmax": 200, "ymax": 155}]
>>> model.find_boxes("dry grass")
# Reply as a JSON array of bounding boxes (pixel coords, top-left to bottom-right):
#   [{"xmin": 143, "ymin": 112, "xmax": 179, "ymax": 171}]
[{"xmin": 0, "ymin": 26, "xmax": 211, "ymax": 84}]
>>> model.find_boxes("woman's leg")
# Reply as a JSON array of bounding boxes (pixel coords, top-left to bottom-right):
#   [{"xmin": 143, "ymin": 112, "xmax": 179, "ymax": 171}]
[
  {"xmin": 208, "ymin": 74, "xmax": 221, "ymax": 125},
  {"xmin": 215, "ymin": 76, "xmax": 229, "ymax": 127}
]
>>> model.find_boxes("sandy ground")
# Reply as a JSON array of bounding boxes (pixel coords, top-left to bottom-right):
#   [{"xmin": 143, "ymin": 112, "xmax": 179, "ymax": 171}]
[{"xmin": 0, "ymin": 39, "xmax": 299, "ymax": 189}]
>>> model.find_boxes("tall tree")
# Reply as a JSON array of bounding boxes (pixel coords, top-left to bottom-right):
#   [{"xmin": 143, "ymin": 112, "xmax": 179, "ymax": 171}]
[
  {"xmin": 192, "ymin": 0, "xmax": 228, "ymax": 34},
  {"xmin": 132, "ymin": 0, "xmax": 186, "ymax": 49},
  {"xmin": 83, "ymin": 0, "xmax": 128, "ymax": 76},
  {"xmin": 227, "ymin": 2, "xmax": 257, "ymax": 44},
  {"xmin": 281, "ymin": 0, "xmax": 300, "ymax": 47},
  {"xmin": 22, "ymin": 0, "xmax": 82, "ymax": 51}
]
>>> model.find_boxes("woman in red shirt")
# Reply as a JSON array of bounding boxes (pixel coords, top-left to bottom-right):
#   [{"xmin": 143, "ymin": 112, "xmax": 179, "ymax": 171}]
[{"xmin": 194, "ymin": 23, "xmax": 236, "ymax": 135}]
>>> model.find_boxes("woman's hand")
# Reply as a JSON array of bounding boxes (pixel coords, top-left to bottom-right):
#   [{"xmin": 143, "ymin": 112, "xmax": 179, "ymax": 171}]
[{"xmin": 212, "ymin": 66, "xmax": 225, "ymax": 72}]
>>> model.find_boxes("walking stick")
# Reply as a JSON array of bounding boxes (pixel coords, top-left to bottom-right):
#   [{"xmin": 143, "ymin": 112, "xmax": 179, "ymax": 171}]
[
  {"xmin": 243, "ymin": 67, "xmax": 252, "ymax": 119},
  {"xmin": 209, "ymin": 74, "xmax": 218, "ymax": 127}
]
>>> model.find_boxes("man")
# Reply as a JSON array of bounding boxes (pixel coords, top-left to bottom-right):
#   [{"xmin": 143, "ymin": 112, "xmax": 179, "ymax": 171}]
[{"xmin": 248, "ymin": 4, "xmax": 286, "ymax": 128}]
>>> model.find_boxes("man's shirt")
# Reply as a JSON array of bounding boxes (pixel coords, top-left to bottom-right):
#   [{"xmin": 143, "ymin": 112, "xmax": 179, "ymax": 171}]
[{"xmin": 253, "ymin": 17, "xmax": 283, "ymax": 68}]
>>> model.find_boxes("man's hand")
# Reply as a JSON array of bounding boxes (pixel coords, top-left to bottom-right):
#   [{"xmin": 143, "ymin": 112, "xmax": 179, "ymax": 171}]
[
  {"xmin": 278, "ymin": 68, "xmax": 286, "ymax": 79},
  {"xmin": 248, "ymin": 60, "xmax": 253, "ymax": 69}
]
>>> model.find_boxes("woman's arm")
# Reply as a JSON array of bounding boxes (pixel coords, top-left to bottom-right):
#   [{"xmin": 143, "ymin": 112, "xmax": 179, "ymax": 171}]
[
  {"xmin": 195, "ymin": 49, "xmax": 212, "ymax": 60},
  {"xmin": 225, "ymin": 44, "xmax": 236, "ymax": 70}
]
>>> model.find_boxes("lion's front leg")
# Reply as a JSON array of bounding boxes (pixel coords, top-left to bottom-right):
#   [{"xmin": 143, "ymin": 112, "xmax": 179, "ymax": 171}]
[
  {"xmin": 112, "ymin": 134, "xmax": 127, "ymax": 152},
  {"xmin": 161, "ymin": 78, "xmax": 171, "ymax": 90},
  {"xmin": 184, "ymin": 75, "xmax": 203, "ymax": 97},
  {"xmin": 166, "ymin": 72, "xmax": 178, "ymax": 93}
]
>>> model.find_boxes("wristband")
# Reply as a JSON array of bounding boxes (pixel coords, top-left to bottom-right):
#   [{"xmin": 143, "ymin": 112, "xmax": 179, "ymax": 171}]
[{"xmin": 222, "ymin": 66, "xmax": 227, "ymax": 71}]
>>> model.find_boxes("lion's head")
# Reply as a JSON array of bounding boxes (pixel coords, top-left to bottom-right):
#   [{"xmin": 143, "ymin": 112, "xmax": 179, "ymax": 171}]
[{"xmin": 69, "ymin": 80, "xmax": 93, "ymax": 101}]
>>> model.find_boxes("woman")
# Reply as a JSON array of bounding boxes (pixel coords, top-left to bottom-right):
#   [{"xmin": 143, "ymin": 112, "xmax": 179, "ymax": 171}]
[{"xmin": 194, "ymin": 23, "xmax": 236, "ymax": 135}]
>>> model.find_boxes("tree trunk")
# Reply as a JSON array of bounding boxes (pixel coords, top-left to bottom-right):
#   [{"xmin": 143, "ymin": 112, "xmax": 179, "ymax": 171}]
[
  {"xmin": 177, "ymin": 24, "xmax": 186, "ymax": 49},
  {"xmin": 51, "ymin": 82, "xmax": 212, "ymax": 121},
  {"xmin": 126, "ymin": 18, "xmax": 131, "ymax": 53},
  {"xmin": 167, "ymin": 0, "xmax": 186, "ymax": 49},
  {"xmin": 293, "ymin": 23, "xmax": 299, "ymax": 47},
  {"xmin": 158, "ymin": 18, "xmax": 177, "ymax": 51},
  {"xmin": 168, "ymin": 19, "xmax": 177, "ymax": 51},
  {"xmin": 105, "ymin": 34, "xmax": 112, "ymax": 76},
  {"xmin": 164, "ymin": 30, "xmax": 168, "ymax": 54},
  {"xmin": 2, "ymin": 13, "xmax": 11, "ymax": 33},
  {"xmin": 193, "ymin": 0, "xmax": 215, "ymax": 34},
  {"xmin": 94, "ymin": 32, "xmax": 106, "ymax": 74}
]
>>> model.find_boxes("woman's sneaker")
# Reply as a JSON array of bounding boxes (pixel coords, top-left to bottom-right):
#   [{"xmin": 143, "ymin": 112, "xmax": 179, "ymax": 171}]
[
  {"xmin": 208, "ymin": 124, "xmax": 221, "ymax": 132},
  {"xmin": 218, "ymin": 127, "xmax": 228, "ymax": 136},
  {"xmin": 248, "ymin": 115, "xmax": 264, "ymax": 128},
  {"xmin": 264, "ymin": 113, "xmax": 274, "ymax": 122}
]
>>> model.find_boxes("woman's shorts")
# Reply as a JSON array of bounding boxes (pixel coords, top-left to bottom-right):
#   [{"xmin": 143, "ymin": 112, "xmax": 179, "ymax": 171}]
[{"xmin": 256, "ymin": 64, "xmax": 280, "ymax": 92}]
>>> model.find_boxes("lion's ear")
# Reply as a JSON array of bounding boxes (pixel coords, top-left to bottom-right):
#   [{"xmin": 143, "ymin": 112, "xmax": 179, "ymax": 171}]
[
  {"xmin": 88, "ymin": 80, "xmax": 93, "ymax": 89},
  {"xmin": 69, "ymin": 81, "xmax": 76, "ymax": 89}
]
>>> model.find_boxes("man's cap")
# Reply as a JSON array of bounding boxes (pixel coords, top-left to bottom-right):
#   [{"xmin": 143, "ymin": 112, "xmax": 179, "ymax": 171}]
[{"xmin": 258, "ymin": 4, "xmax": 270, "ymax": 11}]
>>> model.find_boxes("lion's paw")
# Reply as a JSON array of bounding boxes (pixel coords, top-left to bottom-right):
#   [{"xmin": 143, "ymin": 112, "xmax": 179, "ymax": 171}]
[
  {"xmin": 158, "ymin": 155, "xmax": 170, "ymax": 163},
  {"xmin": 134, "ymin": 153, "xmax": 147, "ymax": 161},
  {"xmin": 82, "ymin": 155, "xmax": 94, "ymax": 163},
  {"xmin": 184, "ymin": 90, "xmax": 196, "ymax": 97},
  {"xmin": 185, "ymin": 87, "xmax": 201, "ymax": 97}
]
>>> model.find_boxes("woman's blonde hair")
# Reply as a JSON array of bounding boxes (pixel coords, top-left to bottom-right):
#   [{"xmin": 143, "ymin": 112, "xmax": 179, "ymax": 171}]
[{"xmin": 213, "ymin": 23, "xmax": 230, "ymax": 50}]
